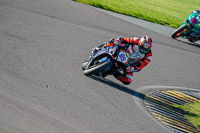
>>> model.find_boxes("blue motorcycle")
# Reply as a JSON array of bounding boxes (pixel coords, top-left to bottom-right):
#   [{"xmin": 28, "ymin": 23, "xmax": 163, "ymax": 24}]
[{"xmin": 82, "ymin": 45, "xmax": 133, "ymax": 77}]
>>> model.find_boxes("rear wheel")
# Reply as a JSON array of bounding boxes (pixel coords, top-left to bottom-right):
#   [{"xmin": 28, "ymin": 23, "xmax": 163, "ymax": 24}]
[
  {"xmin": 83, "ymin": 60, "xmax": 111, "ymax": 76},
  {"xmin": 171, "ymin": 25, "xmax": 190, "ymax": 39}
]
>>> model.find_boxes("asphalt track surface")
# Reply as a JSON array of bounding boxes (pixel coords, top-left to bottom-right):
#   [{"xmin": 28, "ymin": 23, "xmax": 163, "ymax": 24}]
[{"xmin": 0, "ymin": 0, "xmax": 200, "ymax": 133}]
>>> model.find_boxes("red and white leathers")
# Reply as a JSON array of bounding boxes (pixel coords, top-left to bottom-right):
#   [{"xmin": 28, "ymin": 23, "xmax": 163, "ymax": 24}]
[{"xmin": 106, "ymin": 36, "xmax": 152, "ymax": 85}]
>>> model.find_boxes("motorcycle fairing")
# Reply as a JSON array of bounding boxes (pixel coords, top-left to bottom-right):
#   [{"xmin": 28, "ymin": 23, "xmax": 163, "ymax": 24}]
[
  {"xmin": 85, "ymin": 48, "xmax": 112, "ymax": 70},
  {"xmin": 117, "ymin": 49, "xmax": 129, "ymax": 65}
]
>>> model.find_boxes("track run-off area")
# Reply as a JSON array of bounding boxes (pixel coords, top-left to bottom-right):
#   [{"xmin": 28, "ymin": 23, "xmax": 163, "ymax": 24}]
[{"xmin": 0, "ymin": 0, "xmax": 200, "ymax": 133}]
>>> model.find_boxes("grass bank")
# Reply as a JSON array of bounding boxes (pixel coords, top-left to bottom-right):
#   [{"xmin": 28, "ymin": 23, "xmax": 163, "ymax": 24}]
[
  {"xmin": 173, "ymin": 102, "xmax": 200, "ymax": 130},
  {"xmin": 73, "ymin": 0, "xmax": 200, "ymax": 28}
]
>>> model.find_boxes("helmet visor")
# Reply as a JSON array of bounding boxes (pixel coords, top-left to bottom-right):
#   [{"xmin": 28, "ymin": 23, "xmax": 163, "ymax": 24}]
[{"xmin": 139, "ymin": 43, "xmax": 150, "ymax": 53}]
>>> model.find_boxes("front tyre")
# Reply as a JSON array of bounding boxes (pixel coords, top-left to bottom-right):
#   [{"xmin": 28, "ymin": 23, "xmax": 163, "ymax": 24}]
[
  {"xmin": 83, "ymin": 60, "xmax": 111, "ymax": 76},
  {"xmin": 81, "ymin": 61, "xmax": 88, "ymax": 70},
  {"xmin": 171, "ymin": 24, "xmax": 190, "ymax": 39}
]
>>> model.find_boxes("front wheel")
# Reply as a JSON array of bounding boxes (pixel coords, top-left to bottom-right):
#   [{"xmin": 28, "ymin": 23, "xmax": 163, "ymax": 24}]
[
  {"xmin": 171, "ymin": 24, "xmax": 190, "ymax": 39},
  {"xmin": 83, "ymin": 60, "xmax": 111, "ymax": 76},
  {"xmin": 81, "ymin": 61, "xmax": 88, "ymax": 70}
]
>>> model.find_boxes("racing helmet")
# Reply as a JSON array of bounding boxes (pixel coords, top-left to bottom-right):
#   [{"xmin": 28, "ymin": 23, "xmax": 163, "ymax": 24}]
[{"xmin": 139, "ymin": 35, "xmax": 152, "ymax": 53}]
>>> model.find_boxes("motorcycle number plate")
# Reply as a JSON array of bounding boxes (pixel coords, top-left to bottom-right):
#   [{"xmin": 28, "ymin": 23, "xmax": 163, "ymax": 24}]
[{"xmin": 117, "ymin": 50, "xmax": 129, "ymax": 64}]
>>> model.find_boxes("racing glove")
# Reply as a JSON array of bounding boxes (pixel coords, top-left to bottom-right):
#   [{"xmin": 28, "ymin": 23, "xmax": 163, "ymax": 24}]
[{"xmin": 114, "ymin": 37, "xmax": 123, "ymax": 46}]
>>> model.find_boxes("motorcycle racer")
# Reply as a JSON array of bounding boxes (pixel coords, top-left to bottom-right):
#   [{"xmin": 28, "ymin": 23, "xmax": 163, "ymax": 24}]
[
  {"xmin": 188, "ymin": 8, "xmax": 200, "ymax": 42},
  {"xmin": 191, "ymin": 8, "xmax": 200, "ymax": 14},
  {"xmin": 91, "ymin": 35, "xmax": 152, "ymax": 85}
]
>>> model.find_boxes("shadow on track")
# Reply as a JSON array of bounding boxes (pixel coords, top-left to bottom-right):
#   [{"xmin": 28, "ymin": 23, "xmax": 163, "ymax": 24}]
[
  {"xmin": 89, "ymin": 75, "xmax": 145, "ymax": 100},
  {"xmin": 175, "ymin": 39, "xmax": 200, "ymax": 48}
]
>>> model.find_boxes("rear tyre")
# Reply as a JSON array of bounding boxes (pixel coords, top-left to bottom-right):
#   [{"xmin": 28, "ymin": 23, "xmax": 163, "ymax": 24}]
[
  {"xmin": 171, "ymin": 25, "xmax": 189, "ymax": 39},
  {"xmin": 83, "ymin": 60, "xmax": 111, "ymax": 76}
]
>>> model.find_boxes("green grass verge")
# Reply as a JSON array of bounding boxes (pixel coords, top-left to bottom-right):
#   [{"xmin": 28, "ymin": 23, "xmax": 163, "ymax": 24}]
[
  {"xmin": 173, "ymin": 102, "xmax": 200, "ymax": 129},
  {"xmin": 73, "ymin": 0, "xmax": 200, "ymax": 28}
]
